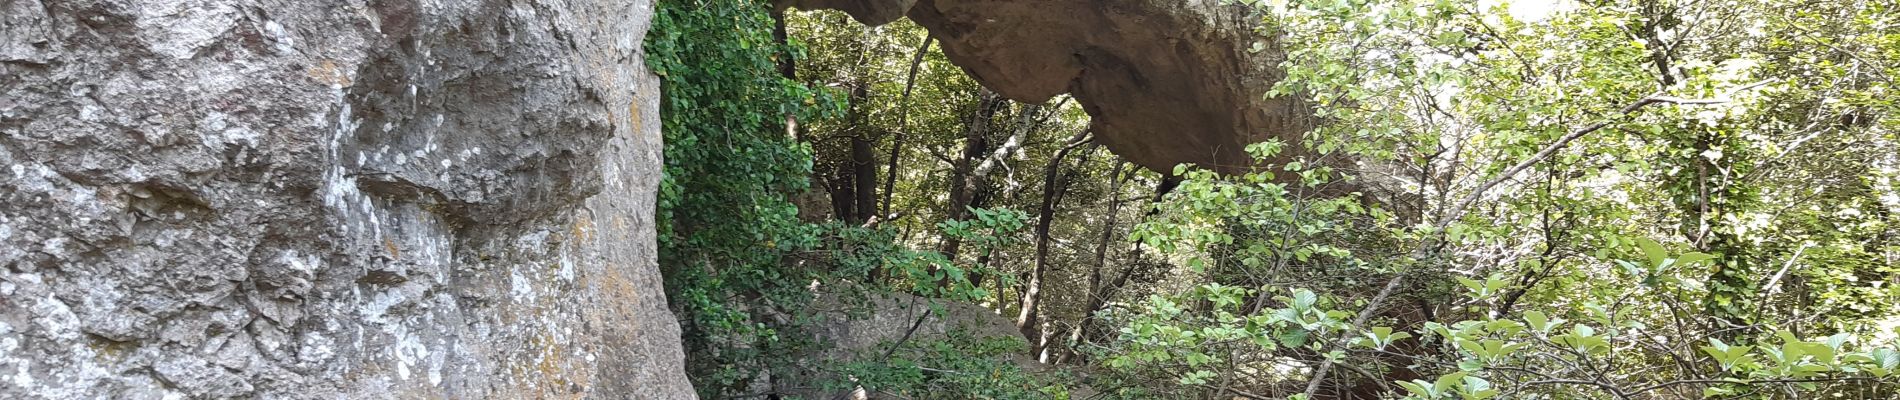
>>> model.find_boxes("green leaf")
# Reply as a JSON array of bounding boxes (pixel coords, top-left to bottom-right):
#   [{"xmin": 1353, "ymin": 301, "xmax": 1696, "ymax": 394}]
[
  {"xmin": 1636, "ymin": 237, "xmax": 1667, "ymax": 268},
  {"xmin": 1875, "ymin": 348, "xmax": 1900, "ymax": 369},
  {"xmin": 1278, "ymin": 329, "xmax": 1310, "ymax": 348},
  {"xmin": 1433, "ymin": 372, "xmax": 1469, "ymax": 394},
  {"xmin": 1676, "ymin": 252, "xmax": 1716, "ymax": 266},
  {"xmin": 1456, "ymin": 276, "xmax": 1487, "ymax": 297},
  {"xmin": 1826, "ymin": 333, "xmax": 1851, "ymax": 350},
  {"xmin": 1523, "ymin": 310, "xmax": 1562, "ymax": 333},
  {"xmin": 1397, "ymin": 380, "xmax": 1434, "ymax": 398},
  {"xmin": 1459, "ymin": 376, "xmax": 1497, "ymax": 400},
  {"xmin": 1177, "ymin": 370, "xmax": 1215, "ymax": 385},
  {"xmin": 1291, "ymin": 289, "xmax": 1319, "ymax": 310}
]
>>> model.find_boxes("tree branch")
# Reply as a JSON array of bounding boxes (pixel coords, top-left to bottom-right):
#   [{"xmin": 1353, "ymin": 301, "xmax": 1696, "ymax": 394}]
[
  {"xmin": 1302, "ymin": 80, "xmax": 1772, "ymax": 398},
  {"xmin": 880, "ymin": 34, "xmax": 936, "ymax": 217},
  {"xmin": 1437, "ymin": 80, "xmax": 1769, "ymax": 228}
]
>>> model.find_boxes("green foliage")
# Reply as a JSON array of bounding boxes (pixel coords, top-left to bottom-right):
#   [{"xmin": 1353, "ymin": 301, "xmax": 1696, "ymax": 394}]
[
  {"xmin": 925, "ymin": 206, "xmax": 1030, "ymax": 299},
  {"xmin": 1089, "ymin": 0, "xmax": 1899, "ymax": 398},
  {"xmin": 647, "ymin": 0, "xmax": 832, "ymax": 394},
  {"xmin": 837, "ymin": 329, "xmax": 1076, "ymax": 399},
  {"xmin": 653, "ymin": 0, "xmax": 1896, "ymax": 398},
  {"xmin": 648, "ymin": 2, "xmax": 1028, "ymax": 396},
  {"xmin": 1093, "ymin": 285, "xmax": 1354, "ymax": 397}
]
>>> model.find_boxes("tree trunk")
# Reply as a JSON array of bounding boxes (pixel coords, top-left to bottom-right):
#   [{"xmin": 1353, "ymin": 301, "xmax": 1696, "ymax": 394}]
[
  {"xmin": 829, "ymin": 83, "xmax": 874, "ymax": 223},
  {"xmin": 881, "ymin": 35, "xmax": 936, "ymax": 217},
  {"xmin": 1687, "ymin": 130, "xmax": 1754, "ymax": 334},
  {"xmin": 771, "ymin": 9, "xmax": 797, "ymax": 80},
  {"xmin": 850, "ymin": 133, "xmax": 879, "ymax": 223},
  {"xmin": 1017, "ymin": 129, "xmax": 1094, "ymax": 351},
  {"xmin": 771, "ymin": 8, "xmax": 805, "ymax": 144},
  {"xmin": 1073, "ymin": 176, "xmax": 1174, "ymax": 344},
  {"xmin": 939, "ymin": 89, "xmax": 1006, "ymax": 258},
  {"xmin": 1055, "ymin": 160, "xmax": 1129, "ymax": 364},
  {"xmin": 829, "ymin": 172, "xmax": 855, "ymax": 222}
]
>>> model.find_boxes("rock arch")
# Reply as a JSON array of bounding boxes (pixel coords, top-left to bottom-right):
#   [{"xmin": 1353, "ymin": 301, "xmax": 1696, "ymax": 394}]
[{"xmin": 780, "ymin": 0, "xmax": 1314, "ymax": 173}]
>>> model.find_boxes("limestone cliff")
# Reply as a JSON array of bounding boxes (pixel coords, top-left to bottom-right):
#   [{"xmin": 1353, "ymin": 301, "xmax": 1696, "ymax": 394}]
[
  {"xmin": 0, "ymin": 0, "xmax": 692, "ymax": 398},
  {"xmin": 779, "ymin": 0, "xmax": 1314, "ymax": 173}
]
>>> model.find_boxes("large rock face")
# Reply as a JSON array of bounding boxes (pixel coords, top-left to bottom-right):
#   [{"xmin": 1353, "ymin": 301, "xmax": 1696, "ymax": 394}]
[
  {"xmin": 0, "ymin": 0, "xmax": 692, "ymax": 398},
  {"xmin": 781, "ymin": 0, "xmax": 1313, "ymax": 173}
]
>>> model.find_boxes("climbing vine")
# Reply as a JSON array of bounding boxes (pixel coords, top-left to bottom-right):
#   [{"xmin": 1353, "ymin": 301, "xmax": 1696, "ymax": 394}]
[{"xmin": 647, "ymin": 0, "xmax": 835, "ymax": 394}]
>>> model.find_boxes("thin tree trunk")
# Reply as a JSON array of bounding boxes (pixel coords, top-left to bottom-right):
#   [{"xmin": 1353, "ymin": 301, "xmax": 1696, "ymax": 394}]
[
  {"xmin": 971, "ymin": 251, "xmax": 992, "ymax": 293},
  {"xmin": 829, "ymin": 171, "xmax": 855, "ymax": 221},
  {"xmin": 1072, "ymin": 175, "xmax": 1172, "ymax": 345},
  {"xmin": 770, "ymin": 10, "xmax": 795, "ymax": 80},
  {"xmin": 1055, "ymin": 159, "xmax": 1128, "ymax": 364},
  {"xmin": 974, "ymin": 104, "xmax": 1040, "ymax": 178},
  {"xmin": 829, "ymin": 83, "xmax": 872, "ymax": 223},
  {"xmin": 851, "ymin": 134, "xmax": 878, "ymax": 222},
  {"xmin": 880, "ymin": 35, "xmax": 935, "ymax": 218},
  {"xmin": 1017, "ymin": 129, "xmax": 1093, "ymax": 351},
  {"xmin": 1089, "ymin": 161, "xmax": 1130, "ymax": 296},
  {"xmin": 1690, "ymin": 130, "xmax": 1752, "ymax": 334},
  {"xmin": 939, "ymin": 89, "xmax": 1005, "ymax": 258},
  {"xmin": 993, "ymin": 260, "xmax": 1009, "ymax": 314},
  {"xmin": 770, "ymin": 9, "xmax": 803, "ymax": 143}
]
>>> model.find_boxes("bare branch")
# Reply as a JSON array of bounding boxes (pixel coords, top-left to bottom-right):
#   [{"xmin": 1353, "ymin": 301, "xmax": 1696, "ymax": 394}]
[{"xmin": 1436, "ymin": 80, "xmax": 1770, "ymax": 228}]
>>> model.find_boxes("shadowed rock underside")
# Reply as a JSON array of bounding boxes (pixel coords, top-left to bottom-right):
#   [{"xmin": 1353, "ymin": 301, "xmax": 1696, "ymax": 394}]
[{"xmin": 781, "ymin": 0, "xmax": 1315, "ymax": 173}]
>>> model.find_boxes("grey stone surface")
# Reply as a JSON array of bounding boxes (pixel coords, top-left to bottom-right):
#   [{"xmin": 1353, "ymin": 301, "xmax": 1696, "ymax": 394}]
[
  {"xmin": 813, "ymin": 293, "xmax": 1023, "ymax": 360},
  {"xmin": 783, "ymin": 293, "xmax": 1097, "ymax": 399},
  {"xmin": 0, "ymin": 0, "xmax": 692, "ymax": 398},
  {"xmin": 787, "ymin": 293, "xmax": 1030, "ymax": 399}
]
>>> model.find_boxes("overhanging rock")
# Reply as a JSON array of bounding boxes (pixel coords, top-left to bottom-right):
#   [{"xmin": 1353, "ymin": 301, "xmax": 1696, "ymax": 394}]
[{"xmin": 781, "ymin": 0, "xmax": 1315, "ymax": 173}]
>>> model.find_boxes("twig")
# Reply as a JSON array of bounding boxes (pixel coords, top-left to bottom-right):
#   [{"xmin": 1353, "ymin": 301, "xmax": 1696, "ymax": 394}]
[
  {"xmin": 1630, "ymin": 377, "xmax": 1879, "ymax": 394},
  {"xmin": 1437, "ymin": 80, "xmax": 1769, "ymax": 228},
  {"xmin": 1760, "ymin": 242, "xmax": 1812, "ymax": 298},
  {"xmin": 1301, "ymin": 272, "xmax": 1407, "ymax": 397},
  {"xmin": 1645, "ymin": 80, "xmax": 1773, "ymax": 105},
  {"xmin": 831, "ymin": 296, "xmax": 933, "ymax": 400},
  {"xmin": 1519, "ymin": 379, "xmax": 1636, "ymax": 400},
  {"xmin": 1221, "ymin": 387, "xmax": 1274, "ymax": 400},
  {"xmin": 877, "ymin": 297, "xmax": 933, "ymax": 362}
]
